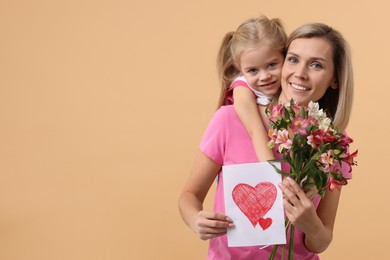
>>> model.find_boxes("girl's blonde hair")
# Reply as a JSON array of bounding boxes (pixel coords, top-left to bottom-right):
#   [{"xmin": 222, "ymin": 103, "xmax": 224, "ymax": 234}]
[
  {"xmin": 286, "ymin": 23, "xmax": 354, "ymax": 131},
  {"xmin": 216, "ymin": 15, "xmax": 287, "ymax": 108}
]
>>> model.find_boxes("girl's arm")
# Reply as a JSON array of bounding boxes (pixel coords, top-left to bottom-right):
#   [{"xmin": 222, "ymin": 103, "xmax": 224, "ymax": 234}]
[
  {"xmin": 280, "ymin": 177, "xmax": 340, "ymax": 253},
  {"xmin": 233, "ymin": 86, "xmax": 274, "ymax": 161},
  {"xmin": 178, "ymin": 151, "xmax": 234, "ymax": 240}
]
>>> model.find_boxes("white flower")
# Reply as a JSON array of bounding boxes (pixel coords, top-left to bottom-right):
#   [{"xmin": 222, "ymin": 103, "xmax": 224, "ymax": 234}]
[
  {"xmin": 319, "ymin": 117, "xmax": 331, "ymax": 131},
  {"xmin": 308, "ymin": 101, "xmax": 319, "ymax": 116},
  {"xmin": 308, "ymin": 101, "xmax": 327, "ymax": 121}
]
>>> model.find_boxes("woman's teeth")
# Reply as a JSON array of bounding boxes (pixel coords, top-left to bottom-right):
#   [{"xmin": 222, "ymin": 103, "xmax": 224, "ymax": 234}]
[{"xmin": 291, "ymin": 83, "xmax": 308, "ymax": 91}]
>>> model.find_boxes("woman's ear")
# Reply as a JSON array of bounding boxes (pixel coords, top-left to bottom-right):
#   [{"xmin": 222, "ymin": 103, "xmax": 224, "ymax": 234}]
[{"xmin": 330, "ymin": 79, "xmax": 338, "ymax": 89}]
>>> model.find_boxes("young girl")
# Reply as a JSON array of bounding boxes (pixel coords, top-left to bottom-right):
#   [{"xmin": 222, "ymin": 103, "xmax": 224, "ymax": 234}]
[{"xmin": 217, "ymin": 15, "xmax": 287, "ymax": 162}]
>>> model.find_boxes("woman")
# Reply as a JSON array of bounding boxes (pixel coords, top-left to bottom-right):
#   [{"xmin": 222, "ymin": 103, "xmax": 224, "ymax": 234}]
[{"xmin": 178, "ymin": 22, "xmax": 354, "ymax": 259}]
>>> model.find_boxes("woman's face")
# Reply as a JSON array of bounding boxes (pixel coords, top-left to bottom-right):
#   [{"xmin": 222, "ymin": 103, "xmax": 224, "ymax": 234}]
[{"xmin": 279, "ymin": 37, "xmax": 337, "ymax": 105}]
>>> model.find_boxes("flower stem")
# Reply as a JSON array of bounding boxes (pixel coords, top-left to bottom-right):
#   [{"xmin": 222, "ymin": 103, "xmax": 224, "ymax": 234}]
[
  {"xmin": 288, "ymin": 225, "xmax": 295, "ymax": 260},
  {"xmin": 268, "ymin": 244, "xmax": 278, "ymax": 260}
]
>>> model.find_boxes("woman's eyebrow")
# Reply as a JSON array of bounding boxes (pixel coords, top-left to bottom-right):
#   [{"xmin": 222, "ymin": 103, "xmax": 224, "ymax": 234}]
[{"xmin": 287, "ymin": 51, "xmax": 328, "ymax": 62}]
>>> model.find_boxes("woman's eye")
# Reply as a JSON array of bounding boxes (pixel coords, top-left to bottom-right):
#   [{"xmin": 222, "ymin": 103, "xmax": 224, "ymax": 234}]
[
  {"xmin": 287, "ymin": 57, "xmax": 298, "ymax": 63},
  {"xmin": 311, "ymin": 62, "xmax": 323, "ymax": 69}
]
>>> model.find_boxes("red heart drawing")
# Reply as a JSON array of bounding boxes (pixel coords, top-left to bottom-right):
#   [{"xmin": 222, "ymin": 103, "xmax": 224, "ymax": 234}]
[
  {"xmin": 258, "ymin": 217, "xmax": 273, "ymax": 230},
  {"xmin": 232, "ymin": 182, "xmax": 277, "ymax": 228}
]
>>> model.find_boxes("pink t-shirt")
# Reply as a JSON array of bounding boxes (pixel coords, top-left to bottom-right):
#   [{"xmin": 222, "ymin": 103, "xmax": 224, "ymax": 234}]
[
  {"xmin": 224, "ymin": 77, "xmax": 256, "ymax": 105},
  {"xmin": 200, "ymin": 105, "xmax": 324, "ymax": 260}
]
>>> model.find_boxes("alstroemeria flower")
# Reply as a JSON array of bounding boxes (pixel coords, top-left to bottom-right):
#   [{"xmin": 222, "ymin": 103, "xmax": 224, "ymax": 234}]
[
  {"xmin": 307, "ymin": 116, "xmax": 318, "ymax": 126},
  {"xmin": 340, "ymin": 150, "xmax": 358, "ymax": 171},
  {"xmin": 269, "ymin": 104, "xmax": 285, "ymax": 122},
  {"xmin": 318, "ymin": 117, "xmax": 331, "ymax": 131},
  {"xmin": 308, "ymin": 101, "xmax": 319, "ymax": 116},
  {"xmin": 292, "ymin": 116, "xmax": 310, "ymax": 136},
  {"xmin": 320, "ymin": 150, "xmax": 334, "ymax": 165},
  {"xmin": 339, "ymin": 134, "xmax": 353, "ymax": 147},
  {"xmin": 289, "ymin": 102, "xmax": 301, "ymax": 116},
  {"xmin": 324, "ymin": 175, "xmax": 347, "ymax": 191},
  {"xmin": 268, "ymin": 128, "xmax": 277, "ymax": 139},
  {"xmin": 308, "ymin": 101, "xmax": 326, "ymax": 121},
  {"xmin": 307, "ymin": 129, "xmax": 325, "ymax": 149},
  {"xmin": 275, "ymin": 129, "xmax": 292, "ymax": 153},
  {"xmin": 319, "ymin": 150, "xmax": 335, "ymax": 172},
  {"xmin": 322, "ymin": 131, "xmax": 340, "ymax": 143}
]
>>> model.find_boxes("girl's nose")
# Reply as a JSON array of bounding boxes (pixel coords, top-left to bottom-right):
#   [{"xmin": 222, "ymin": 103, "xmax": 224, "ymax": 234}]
[{"xmin": 260, "ymin": 72, "xmax": 271, "ymax": 81}]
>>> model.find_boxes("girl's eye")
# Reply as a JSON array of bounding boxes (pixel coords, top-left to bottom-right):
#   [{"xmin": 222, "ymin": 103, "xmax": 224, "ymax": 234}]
[
  {"xmin": 248, "ymin": 68, "xmax": 257, "ymax": 74},
  {"xmin": 268, "ymin": 63, "xmax": 278, "ymax": 69}
]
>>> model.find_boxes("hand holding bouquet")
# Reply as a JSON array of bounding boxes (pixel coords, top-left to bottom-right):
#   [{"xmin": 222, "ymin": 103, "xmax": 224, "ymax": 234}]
[{"xmin": 266, "ymin": 99, "xmax": 358, "ymax": 260}]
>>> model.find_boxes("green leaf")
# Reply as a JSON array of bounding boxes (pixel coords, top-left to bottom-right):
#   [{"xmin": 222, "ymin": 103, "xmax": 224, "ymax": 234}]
[
  {"xmin": 300, "ymin": 106, "xmax": 307, "ymax": 117},
  {"xmin": 268, "ymin": 161, "xmax": 289, "ymax": 176}
]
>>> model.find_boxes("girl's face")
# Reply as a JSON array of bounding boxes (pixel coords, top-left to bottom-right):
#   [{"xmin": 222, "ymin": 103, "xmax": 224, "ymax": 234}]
[
  {"xmin": 239, "ymin": 42, "xmax": 284, "ymax": 97},
  {"xmin": 280, "ymin": 37, "xmax": 337, "ymax": 105}
]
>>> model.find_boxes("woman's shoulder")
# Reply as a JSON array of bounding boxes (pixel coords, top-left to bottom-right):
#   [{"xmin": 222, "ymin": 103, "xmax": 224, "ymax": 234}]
[
  {"xmin": 215, "ymin": 105, "xmax": 238, "ymax": 119},
  {"xmin": 206, "ymin": 105, "xmax": 241, "ymax": 131}
]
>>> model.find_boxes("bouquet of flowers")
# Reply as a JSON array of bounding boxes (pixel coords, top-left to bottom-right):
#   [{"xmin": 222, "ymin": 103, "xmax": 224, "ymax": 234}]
[{"xmin": 266, "ymin": 99, "xmax": 358, "ymax": 260}]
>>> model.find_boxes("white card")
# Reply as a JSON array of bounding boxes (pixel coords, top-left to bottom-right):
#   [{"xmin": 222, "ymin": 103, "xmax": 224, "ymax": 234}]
[{"xmin": 223, "ymin": 162, "xmax": 286, "ymax": 247}]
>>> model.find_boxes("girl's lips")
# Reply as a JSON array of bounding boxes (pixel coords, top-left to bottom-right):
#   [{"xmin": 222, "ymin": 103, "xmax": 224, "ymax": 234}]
[
  {"xmin": 259, "ymin": 80, "xmax": 277, "ymax": 88},
  {"xmin": 291, "ymin": 83, "xmax": 309, "ymax": 91}
]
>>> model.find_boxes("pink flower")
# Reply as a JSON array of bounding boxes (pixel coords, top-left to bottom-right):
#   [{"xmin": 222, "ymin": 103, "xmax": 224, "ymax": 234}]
[
  {"xmin": 275, "ymin": 129, "xmax": 292, "ymax": 153},
  {"xmin": 322, "ymin": 131, "xmax": 340, "ymax": 143},
  {"xmin": 307, "ymin": 116, "xmax": 318, "ymax": 126},
  {"xmin": 324, "ymin": 175, "xmax": 347, "ymax": 191},
  {"xmin": 339, "ymin": 134, "xmax": 353, "ymax": 147},
  {"xmin": 307, "ymin": 129, "xmax": 325, "ymax": 149},
  {"xmin": 292, "ymin": 116, "xmax": 310, "ymax": 136},
  {"xmin": 319, "ymin": 150, "xmax": 335, "ymax": 172},
  {"xmin": 289, "ymin": 102, "xmax": 301, "ymax": 116},
  {"xmin": 321, "ymin": 150, "xmax": 334, "ymax": 165},
  {"xmin": 267, "ymin": 129, "xmax": 277, "ymax": 148},
  {"xmin": 269, "ymin": 104, "xmax": 285, "ymax": 122},
  {"xmin": 340, "ymin": 150, "xmax": 358, "ymax": 172}
]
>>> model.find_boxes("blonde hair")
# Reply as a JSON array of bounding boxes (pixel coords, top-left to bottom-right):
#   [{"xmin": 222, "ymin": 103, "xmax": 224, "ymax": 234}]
[
  {"xmin": 216, "ymin": 15, "xmax": 287, "ymax": 108},
  {"xmin": 286, "ymin": 23, "xmax": 354, "ymax": 131}
]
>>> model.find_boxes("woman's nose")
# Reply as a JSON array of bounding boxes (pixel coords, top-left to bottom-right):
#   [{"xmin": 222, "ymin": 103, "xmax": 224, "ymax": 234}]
[
  {"xmin": 294, "ymin": 66, "xmax": 308, "ymax": 80},
  {"xmin": 295, "ymin": 73, "xmax": 308, "ymax": 80}
]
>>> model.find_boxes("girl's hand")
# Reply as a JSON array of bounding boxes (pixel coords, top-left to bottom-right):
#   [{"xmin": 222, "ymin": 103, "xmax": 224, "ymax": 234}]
[
  {"xmin": 193, "ymin": 210, "xmax": 234, "ymax": 240},
  {"xmin": 279, "ymin": 177, "xmax": 319, "ymax": 234}
]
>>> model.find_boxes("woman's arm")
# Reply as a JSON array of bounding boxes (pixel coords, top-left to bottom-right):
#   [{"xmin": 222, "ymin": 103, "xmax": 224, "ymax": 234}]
[
  {"xmin": 233, "ymin": 86, "xmax": 274, "ymax": 161},
  {"xmin": 178, "ymin": 151, "xmax": 234, "ymax": 240},
  {"xmin": 304, "ymin": 187, "xmax": 340, "ymax": 252},
  {"xmin": 280, "ymin": 177, "xmax": 340, "ymax": 253}
]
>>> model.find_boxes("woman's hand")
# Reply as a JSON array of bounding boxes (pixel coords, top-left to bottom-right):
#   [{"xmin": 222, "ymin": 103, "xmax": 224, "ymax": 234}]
[
  {"xmin": 192, "ymin": 210, "xmax": 234, "ymax": 240},
  {"xmin": 303, "ymin": 182, "xmax": 318, "ymax": 201},
  {"xmin": 281, "ymin": 175, "xmax": 318, "ymax": 201},
  {"xmin": 279, "ymin": 177, "xmax": 320, "ymax": 235}
]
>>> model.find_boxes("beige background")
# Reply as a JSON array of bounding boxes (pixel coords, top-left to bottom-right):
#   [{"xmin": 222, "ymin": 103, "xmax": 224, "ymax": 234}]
[{"xmin": 0, "ymin": 0, "xmax": 388, "ymax": 259}]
